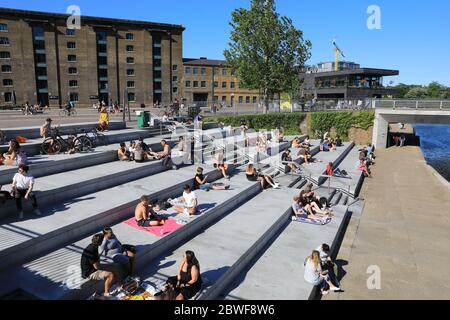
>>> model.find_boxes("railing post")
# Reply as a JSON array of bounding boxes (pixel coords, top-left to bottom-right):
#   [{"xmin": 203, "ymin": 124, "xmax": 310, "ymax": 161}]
[
  {"xmin": 416, "ymin": 101, "xmax": 419, "ymax": 109},
  {"xmin": 440, "ymin": 101, "xmax": 443, "ymax": 110},
  {"xmin": 393, "ymin": 100, "xmax": 396, "ymax": 110}
]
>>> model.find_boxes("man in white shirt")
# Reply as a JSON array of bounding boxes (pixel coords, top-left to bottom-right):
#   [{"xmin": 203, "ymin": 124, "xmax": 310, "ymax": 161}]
[
  {"xmin": 12, "ymin": 164, "xmax": 41, "ymax": 219},
  {"xmin": 174, "ymin": 185, "xmax": 198, "ymax": 216}
]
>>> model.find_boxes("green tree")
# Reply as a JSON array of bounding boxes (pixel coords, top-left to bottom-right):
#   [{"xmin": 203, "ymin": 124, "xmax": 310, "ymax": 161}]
[
  {"xmin": 426, "ymin": 81, "xmax": 446, "ymax": 98},
  {"xmin": 404, "ymin": 87, "xmax": 428, "ymax": 99},
  {"xmin": 224, "ymin": 0, "xmax": 311, "ymax": 113}
]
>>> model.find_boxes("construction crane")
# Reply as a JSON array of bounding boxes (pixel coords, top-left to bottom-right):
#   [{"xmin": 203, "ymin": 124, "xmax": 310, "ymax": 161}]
[{"xmin": 332, "ymin": 39, "xmax": 346, "ymax": 72}]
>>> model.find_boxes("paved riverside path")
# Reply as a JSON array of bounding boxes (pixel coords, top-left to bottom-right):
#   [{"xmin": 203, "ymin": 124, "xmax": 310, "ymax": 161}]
[{"xmin": 327, "ymin": 146, "xmax": 450, "ymax": 300}]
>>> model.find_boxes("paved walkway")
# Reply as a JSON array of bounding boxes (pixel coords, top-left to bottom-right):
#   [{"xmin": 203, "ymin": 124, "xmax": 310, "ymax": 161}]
[{"xmin": 328, "ymin": 146, "xmax": 450, "ymax": 300}]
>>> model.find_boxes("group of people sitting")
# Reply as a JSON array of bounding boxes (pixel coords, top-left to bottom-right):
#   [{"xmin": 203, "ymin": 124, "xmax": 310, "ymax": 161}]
[
  {"xmin": 289, "ymin": 136, "xmax": 315, "ymax": 166},
  {"xmin": 320, "ymin": 133, "xmax": 342, "ymax": 152},
  {"xmin": 118, "ymin": 138, "xmax": 176, "ymax": 170},
  {"xmin": 356, "ymin": 144, "xmax": 375, "ymax": 178},
  {"xmin": 0, "ymin": 139, "xmax": 27, "ymax": 166},
  {"xmin": 304, "ymin": 243, "xmax": 341, "ymax": 295},
  {"xmin": 291, "ymin": 184, "xmax": 332, "ymax": 223},
  {"xmin": 82, "ymin": 226, "xmax": 202, "ymax": 300}
]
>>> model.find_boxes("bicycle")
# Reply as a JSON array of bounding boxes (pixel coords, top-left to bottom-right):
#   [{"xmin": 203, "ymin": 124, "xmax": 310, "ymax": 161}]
[
  {"xmin": 59, "ymin": 108, "xmax": 77, "ymax": 117},
  {"xmin": 80, "ymin": 127, "xmax": 109, "ymax": 147},
  {"xmin": 41, "ymin": 127, "xmax": 92, "ymax": 154}
]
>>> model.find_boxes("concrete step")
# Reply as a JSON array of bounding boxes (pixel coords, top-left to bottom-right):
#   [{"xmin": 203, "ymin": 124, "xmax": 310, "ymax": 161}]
[
  {"xmin": 0, "ymin": 164, "xmax": 229, "ymax": 272},
  {"xmin": 0, "ymin": 127, "xmax": 169, "ymax": 157},
  {"xmin": 332, "ymin": 191, "xmax": 343, "ymax": 206},
  {"xmin": 327, "ymin": 146, "xmax": 366, "ymax": 197},
  {"xmin": 199, "ymin": 180, "xmax": 340, "ymax": 300},
  {"xmin": 299, "ymin": 142, "xmax": 354, "ymax": 185},
  {"xmin": 0, "ymin": 154, "xmax": 185, "ymax": 219},
  {"xmin": 0, "ymin": 126, "xmax": 232, "ymax": 185},
  {"xmin": 0, "ymin": 171, "xmax": 262, "ymax": 299},
  {"xmin": 0, "ymin": 135, "xmax": 171, "ymax": 186},
  {"xmin": 221, "ymin": 204, "xmax": 349, "ymax": 300},
  {"xmin": 138, "ymin": 187, "xmax": 300, "ymax": 300},
  {"xmin": 2, "ymin": 122, "xmax": 126, "ymax": 141}
]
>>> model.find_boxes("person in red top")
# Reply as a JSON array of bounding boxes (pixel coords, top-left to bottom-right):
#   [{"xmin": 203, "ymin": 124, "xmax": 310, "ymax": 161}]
[{"xmin": 326, "ymin": 162, "xmax": 333, "ymax": 176}]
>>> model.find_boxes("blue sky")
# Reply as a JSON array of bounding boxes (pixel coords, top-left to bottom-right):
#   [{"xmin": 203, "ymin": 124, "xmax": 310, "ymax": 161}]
[{"xmin": 1, "ymin": 0, "xmax": 449, "ymax": 85}]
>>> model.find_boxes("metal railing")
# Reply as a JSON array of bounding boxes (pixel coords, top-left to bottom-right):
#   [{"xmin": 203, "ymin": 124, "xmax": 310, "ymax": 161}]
[{"xmin": 372, "ymin": 99, "xmax": 450, "ymax": 110}]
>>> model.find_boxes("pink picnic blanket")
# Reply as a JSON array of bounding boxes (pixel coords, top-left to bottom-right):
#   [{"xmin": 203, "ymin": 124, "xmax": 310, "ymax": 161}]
[{"xmin": 123, "ymin": 217, "xmax": 184, "ymax": 238}]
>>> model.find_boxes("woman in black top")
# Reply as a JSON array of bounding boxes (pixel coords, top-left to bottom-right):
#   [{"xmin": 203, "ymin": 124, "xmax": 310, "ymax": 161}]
[
  {"xmin": 299, "ymin": 190, "xmax": 331, "ymax": 217},
  {"xmin": 245, "ymin": 164, "xmax": 279, "ymax": 189},
  {"xmin": 194, "ymin": 167, "xmax": 229, "ymax": 191},
  {"xmin": 166, "ymin": 251, "xmax": 202, "ymax": 300}
]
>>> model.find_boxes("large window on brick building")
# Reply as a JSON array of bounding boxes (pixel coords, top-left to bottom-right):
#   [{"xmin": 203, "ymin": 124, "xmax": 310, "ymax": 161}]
[
  {"xmin": 126, "ymin": 69, "xmax": 134, "ymax": 76},
  {"xmin": 0, "ymin": 24, "xmax": 8, "ymax": 32},
  {"xmin": 3, "ymin": 79, "xmax": 13, "ymax": 86},
  {"xmin": 69, "ymin": 80, "xmax": 78, "ymax": 87},
  {"xmin": 126, "ymin": 33, "xmax": 134, "ymax": 40},
  {"xmin": 68, "ymin": 54, "xmax": 77, "ymax": 62},
  {"xmin": 0, "ymin": 37, "xmax": 10, "ymax": 45},
  {"xmin": 1, "ymin": 65, "xmax": 12, "ymax": 73},
  {"xmin": 68, "ymin": 67, "xmax": 78, "ymax": 74},
  {"xmin": 66, "ymin": 29, "xmax": 76, "ymax": 36},
  {"xmin": 4, "ymin": 92, "xmax": 12, "ymax": 102},
  {"xmin": 0, "ymin": 51, "xmax": 10, "ymax": 59},
  {"xmin": 67, "ymin": 42, "xmax": 76, "ymax": 49}
]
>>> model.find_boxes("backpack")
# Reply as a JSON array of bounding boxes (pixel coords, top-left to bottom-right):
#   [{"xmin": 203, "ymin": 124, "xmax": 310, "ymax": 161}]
[{"xmin": 319, "ymin": 197, "xmax": 329, "ymax": 209}]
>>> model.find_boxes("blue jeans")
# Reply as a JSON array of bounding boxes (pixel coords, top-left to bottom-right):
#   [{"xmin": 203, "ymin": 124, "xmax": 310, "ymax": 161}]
[{"xmin": 200, "ymin": 183, "xmax": 211, "ymax": 190}]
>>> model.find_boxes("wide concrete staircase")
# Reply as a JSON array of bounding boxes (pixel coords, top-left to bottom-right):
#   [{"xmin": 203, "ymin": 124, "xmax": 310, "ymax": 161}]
[{"xmin": 0, "ymin": 124, "xmax": 368, "ymax": 300}]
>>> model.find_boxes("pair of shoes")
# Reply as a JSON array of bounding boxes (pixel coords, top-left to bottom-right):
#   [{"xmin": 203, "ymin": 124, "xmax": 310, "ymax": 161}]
[
  {"xmin": 291, "ymin": 216, "xmax": 298, "ymax": 221},
  {"xmin": 225, "ymin": 185, "xmax": 230, "ymax": 190},
  {"xmin": 273, "ymin": 183, "xmax": 281, "ymax": 189},
  {"xmin": 34, "ymin": 209, "xmax": 42, "ymax": 216},
  {"xmin": 172, "ymin": 165, "xmax": 178, "ymax": 170}
]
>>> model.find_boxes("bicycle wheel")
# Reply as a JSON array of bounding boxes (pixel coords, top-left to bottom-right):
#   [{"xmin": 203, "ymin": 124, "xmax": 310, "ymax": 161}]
[
  {"xmin": 71, "ymin": 109, "xmax": 77, "ymax": 116},
  {"xmin": 41, "ymin": 138, "xmax": 62, "ymax": 155},
  {"xmin": 74, "ymin": 136, "xmax": 93, "ymax": 153},
  {"xmin": 59, "ymin": 109, "xmax": 67, "ymax": 117}
]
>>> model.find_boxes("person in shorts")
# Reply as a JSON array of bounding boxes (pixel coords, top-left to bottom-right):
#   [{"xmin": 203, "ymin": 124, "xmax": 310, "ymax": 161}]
[
  {"xmin": 80, "ymin": 233, "xmax": 115, "ymax": 296},
  {"xmin": 134, "ymin": 195, "xmax": 164, "ymax": 227}
]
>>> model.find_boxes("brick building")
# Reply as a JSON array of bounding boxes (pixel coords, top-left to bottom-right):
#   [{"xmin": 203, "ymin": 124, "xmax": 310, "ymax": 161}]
[
  {"xmin": 182, "ymin": 57, "xmax": 261, "ymax": 107},
  {"xmin": 0, "ymin": 7, "xmax": 184, "ymax": 108}
]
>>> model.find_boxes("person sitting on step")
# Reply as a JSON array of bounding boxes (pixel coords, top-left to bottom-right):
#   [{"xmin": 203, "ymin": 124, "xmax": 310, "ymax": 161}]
[
  {"xmin": 100, "ymin": 227, "xmax": 136, "ymax": 276},
  {"xmin": 281, "ymin": 149, "xmax": 301, "ymax": 174},
  {"xmin": 165, "ymin": 251, "xmax": 203, "ymax": 300},
  {"xmin": 299, "ymin": 190, "xmax": 331, "ymax": 217},
  {"xmin": 11, "ymin": 164, "xmax": 41, "ymax": 219},
  {"xmin": 80, "ymin": 233, "xmax": 115, "ymax": 297},
  {"xmin": 150, "ymin": 140, "xmax": 177, "ymax": 170},
  {"xmin": 117, "ymin": 142, "xmax": 131, "ymax": 161},
  {"xmin": 212, "ymin": 149, "xmax": 229, "ymax": 179},
  {"xmin": 316, "ymin": 243, "xmax": 340, "ymax": 287},
  {"xmin": 134, "ymin": 195, "xmax": 165, "ymax": 227},
  {"xmin": 301, "ymin": 136, "xmax": 311, "ymax": 148},
  {"xmin": 291, "ymin": 195, "xmax": 327, "ymax": 223},
  {"xmin": 291, "ymin": 137, "xmax": 302, "ymax": 148},
  {"xmin": 356, "ymin": 158, "xmax": 372, "ymax": 178},
  {"xmin": 304, "ymin": 250, "xmax": 340, "ymax": 296},
  {"xmin": 173, "ymin": 185, "xmax": 198, "ymax": 216},
  {"xmin": 193, "ymin": 167, "xmax": 230, "ymax": 192},
  {"xmin": 245, "ymin": 163, "xmax": 280, "ymax": 190},
  {"xmin": 298, "ymin": 146, "xmax": 312, "ymax": 165}
]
